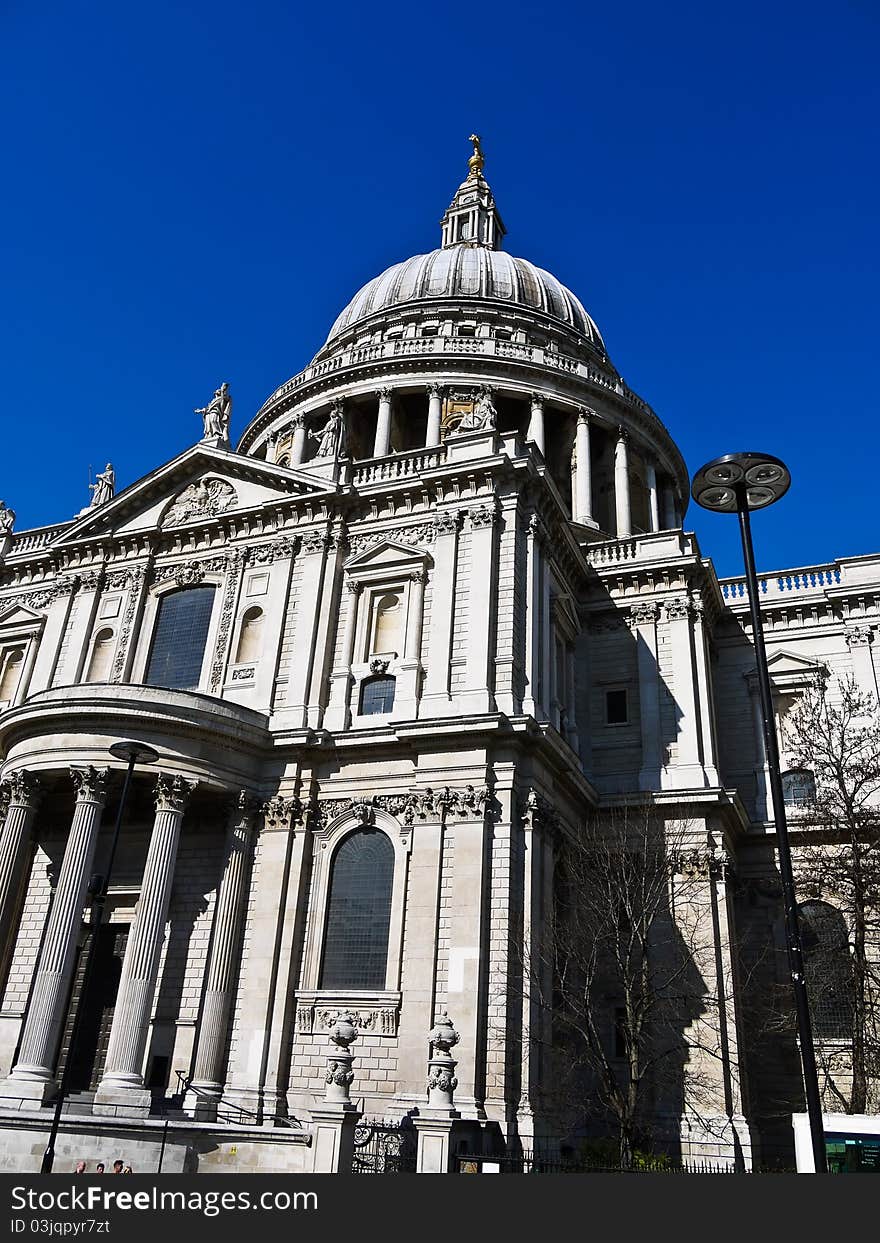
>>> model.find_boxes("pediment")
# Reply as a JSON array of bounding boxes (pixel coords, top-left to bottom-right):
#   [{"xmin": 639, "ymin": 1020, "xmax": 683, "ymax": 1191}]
[
  {"xmin": 745, "ymin": 649, "xmax": 827, "ymax": 687},
  {"xmin": 47, "ymin": 445, "xmax": 336, "ymax": 546},
  {"xmin": 0, "ymin": 604, "xmax": 45, "ymax": 629},
  {"xmin": 345, "ymin": 539, "xmax": 433, "ymax": 573}
]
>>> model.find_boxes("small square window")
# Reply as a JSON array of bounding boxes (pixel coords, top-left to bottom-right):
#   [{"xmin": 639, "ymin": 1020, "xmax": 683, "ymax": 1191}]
[{"xmin": 605, "ymin": 688, "xmax": 628, "ymax": 725}]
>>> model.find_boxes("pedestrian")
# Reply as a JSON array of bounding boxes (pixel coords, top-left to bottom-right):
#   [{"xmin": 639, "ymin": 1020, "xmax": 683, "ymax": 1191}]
[
  {"xmin": 112, "ymin": 1160, "xmax": 124, "ymax": 1174},
  {"xmin": 95, "ymin": 1163, "xmax": 105, "ymax": 1174},
  {"xmin": 122, "ymin": 1165, "xmax": 133, "ymax": 1174},
  {"xmin": 74, "ymin": 1161, "xmax": 86, "ymax": 1174}
]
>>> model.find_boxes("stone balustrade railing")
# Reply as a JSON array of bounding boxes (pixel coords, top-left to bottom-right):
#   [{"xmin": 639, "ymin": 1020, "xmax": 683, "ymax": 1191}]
[
  {"xmin": 719, "ymin": 563, "xmax": 842, "ymax": 602},
  {"xmin": 353, "ymin": 446, "xmax": 448, "ymax": 485},
  {"xmin": 7, "ymin": 524, "xmax": 72, "ymax": 556},
  {"xmin": 258, "ymin": 337, "xmax": 652, "ymax": 419}
]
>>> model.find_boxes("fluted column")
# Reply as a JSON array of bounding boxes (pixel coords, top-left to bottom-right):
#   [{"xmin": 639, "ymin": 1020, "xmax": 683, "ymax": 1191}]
[
  {"xmin": 0, "ymin": 770, "xmax": 41, "ymax": 997},
  {"xmin": 373, "ymin": 387, "xmax": 392, "ymax": 457},
  {"xmin": 184, "ymin": 792, "xmax": 257, "ymax": 1117},
  {"xmin": 426, "ymin": 384, "xmax": 443, "ymax": 448},
  {"xmin": 614, "ymin": 426, "xmax": 632, "ymax": 537},
  {"xmin": 1, "ymin": 767, "xmax": 108, "ymax": 1105},
  {"xmin": 646, "ymin": 461, "xmax": 660, "ymax": 532},
  {"xmin": 574, "ymin": 407, "xmax": 594, "ymax": 525},
  {"xmin": 526, "ymin": 393, "xmax": 545, "ymax": 456},
  {"xmin": 95, "ymin": 773, "xmax": 197, "ymax": 1113},
  {"xmin": 290, "ymin": 413, "xmax": 307, "ymax": 466}
]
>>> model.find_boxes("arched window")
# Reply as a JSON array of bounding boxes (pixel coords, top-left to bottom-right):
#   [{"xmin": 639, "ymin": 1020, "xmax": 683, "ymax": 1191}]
[
  {"xmin": 235, "ymin": 607, "xmax": 264, "ymax": 664},
  {"xmin": 799, "ymin": 901, "xmax": 854, "ymax": 1039},
  {"xmin": 85, "ymin": 628, "xmax": 115, "ymax": 683},
  {"xmin": 371, "ymin": 592, "xmax": 401, "ymax": 655},
  {"xmin": 320, "ymin": 829, "xmax": 395, "ymax": 989},
  {"xmin": 783, "ymin": 768, "xmax": 816, "ymax": 808},
  {"xmin": 360, "ymin": 675, "xmax": 396, "ymax": 715},
  {"xmin": 145, "ymin": 586, "xmax": 216, "ymax": 690},
  {"xmin": 0, "ymin": 647, "xmax": 24, "ymax": 703}
]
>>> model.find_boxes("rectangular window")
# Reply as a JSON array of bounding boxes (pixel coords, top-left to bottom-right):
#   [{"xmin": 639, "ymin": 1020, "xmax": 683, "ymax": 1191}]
[
  {"xmin": 605, "ymin": 688, "xmax": 628, "ymax": 725},
  {"xmin": 360, "ymin": 676, "xmax": 396, "ymax": 715},
  {"xmin": 145, "ymin": 586, "xmax": 216, "ymax": 691}
]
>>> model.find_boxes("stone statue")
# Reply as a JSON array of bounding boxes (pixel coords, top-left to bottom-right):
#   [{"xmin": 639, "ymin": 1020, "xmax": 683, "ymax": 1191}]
[
  {"xmin": 308, "ymin": 408, "xmax": 344, "ymax": 459},
  {"xmin": 88, "ymin": 463, "xmax": 115, "ymax": 508},
  {"xmin": 0, "ymin": 501, "xmax": 14, "ymax": 533},
  {"xmin": 459, "ymin": 387, "xmax": 497, "ymax": 432},
  {"xmin": 195, "ymin": 382, "xmax": 232, "ymax": 442}
]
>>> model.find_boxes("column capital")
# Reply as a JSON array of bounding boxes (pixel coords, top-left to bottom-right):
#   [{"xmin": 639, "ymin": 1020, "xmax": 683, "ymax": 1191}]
[
  {"xmin": 576, "ymin": 405, "xmax": 594, "ymax": 425},
  {"xmin": 345, "ymin": 578, "xmax": 364, "ymax": 595},
  {"xmin": 70, "ymin": 766, "xmax": 110, "ymax": 805},
  {"xmin": 290, "ymin": 411, "xmax": 306, "ymax": 430},
  {"xmin": 409, "ymin": 568, "xmax": 429, "ymax": 585},
  {"xmin": 664, "ymin": 596, "xmax": 692, "ymax": 622},
  {"xmin": 1, "ymin": 768, "xmax": 42, "ymax": 811},
  {"xmin": 427, "ymin": 382, "xmax": 445, "ymax": 399},
  {"xmin": 153, "ymin": 774, "xmax": 198, "ymax": 814},
  {"xmin": 845, "ymin": 625, "xmax": 874, "ymax": 648},
  {"xmin": 228, "ymin": 789, "xmax": 260, "ymax": 827},
  {"xmin": 468, "ymin": 503, "xmax": 498, "ymax": 529},
  {"xmin": 375, "ymin": 386, "xmax": 393, "ymax": 402},
  {"xmin": 530, "ymin": 391, "xmax": 545, "ymax": 408},
  {"xmin": 261, "ymin": 793, "xmax": 305, "ymax": 832},
  {"xmin": 616, "ymin": 423, "xmax": 630, "ymax": 443},
  {"xmin": 627, "ymin": 601, "xmax": 660, "ymax": 628},
  {"xmin": 432, "ymin": 509, "xmax": 463, "ymax": 537}
]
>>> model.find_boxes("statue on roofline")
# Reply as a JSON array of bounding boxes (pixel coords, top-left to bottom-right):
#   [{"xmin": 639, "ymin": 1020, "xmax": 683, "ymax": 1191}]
[
  {"xmin": 195, "ymin": 382, "xmax": 232, "ymax": 443},
  {"xmin": 88, "ymin": 463, "xmax": 115, "ymax": 508}
]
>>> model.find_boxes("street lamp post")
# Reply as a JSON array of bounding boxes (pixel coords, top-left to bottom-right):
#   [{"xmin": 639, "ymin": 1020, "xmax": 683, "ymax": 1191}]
[
  {"xmin": 692, "ymin": 451, "xmax": 827, "ymax": 1174},
  {"xmin": 41, "ymin": 740, "xmax": 159, "ymax": 1174}
]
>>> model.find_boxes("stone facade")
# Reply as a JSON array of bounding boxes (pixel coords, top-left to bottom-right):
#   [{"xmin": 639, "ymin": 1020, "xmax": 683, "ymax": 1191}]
[{"xmin": 0, "ymin": 143, "xmax": 876, "ymax": 1171}]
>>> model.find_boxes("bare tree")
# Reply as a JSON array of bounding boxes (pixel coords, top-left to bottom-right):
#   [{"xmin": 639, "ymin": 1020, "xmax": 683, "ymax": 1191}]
[
  {"xmin": 530, "ymin": 802, "xmax": 739, "ymax": 1168},
  {"xmin": 783, "ymin": 673, "xmax": 880, "ymax": 1113}
]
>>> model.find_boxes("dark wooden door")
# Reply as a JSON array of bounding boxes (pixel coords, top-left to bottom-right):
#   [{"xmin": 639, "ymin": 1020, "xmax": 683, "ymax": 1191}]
[{"xmin": 56, "ymin": 924, "xmax": 128, "ymax": 1092}]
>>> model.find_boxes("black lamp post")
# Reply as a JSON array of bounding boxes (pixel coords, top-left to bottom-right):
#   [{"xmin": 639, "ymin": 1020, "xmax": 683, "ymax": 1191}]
[
  {"xmin": 41, "ymin": 740, "xmax": 159, "ymax": 1174},
  {"xmin": 691, "ymin": 451, "xmax": 827, "ymax": 1174}
]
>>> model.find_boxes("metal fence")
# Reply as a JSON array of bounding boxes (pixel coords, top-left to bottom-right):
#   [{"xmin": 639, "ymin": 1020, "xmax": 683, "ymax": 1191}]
[{"xmin": 456, "ymin": 1152, "xmax": 747, "ymax": 1175}]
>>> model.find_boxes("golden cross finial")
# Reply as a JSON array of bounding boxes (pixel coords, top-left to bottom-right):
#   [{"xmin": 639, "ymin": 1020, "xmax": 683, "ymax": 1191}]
[{"xmin": 468, "ymin": 133, "xmax": 484, "ymax": 176}]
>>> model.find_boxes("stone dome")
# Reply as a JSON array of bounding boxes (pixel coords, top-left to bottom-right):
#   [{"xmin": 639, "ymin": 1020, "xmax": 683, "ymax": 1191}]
[{"xmin": 323, "ymin": 248, "xmax": 606, "ymax": 352}]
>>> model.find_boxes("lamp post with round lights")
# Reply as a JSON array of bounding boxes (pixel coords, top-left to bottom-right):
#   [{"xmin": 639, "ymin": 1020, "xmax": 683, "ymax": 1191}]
[
  {"xmin": 41, "ymin": 741, "xmax": 159, "ymax": 1174},
  {"xmin": 691, "ymin": 452, "xmax": 827, "ymax": 1173}
]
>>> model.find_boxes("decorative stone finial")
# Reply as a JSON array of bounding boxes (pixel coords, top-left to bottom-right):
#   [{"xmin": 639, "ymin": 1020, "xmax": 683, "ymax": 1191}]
[
  {"xmin": 324, "ymin": 1010, "xmax": 358, "ymax": 1104},
  {"xmin": 427, "ymin": 1009, "xmax": 460, "ymax": 1111}
]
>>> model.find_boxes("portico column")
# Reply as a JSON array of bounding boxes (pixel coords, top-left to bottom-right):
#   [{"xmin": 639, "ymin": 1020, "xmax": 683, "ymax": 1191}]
[
  {"xmin": 574, "ymin": 408, "xmax": 594, "ymax": 526},
  {"xmin": 662, "ymin": 481, "xmax": 676, "ymax": 531},
  {"xmin": 290, "ymin": 413, "xmax": 307, "ymax": 466},
  {"xmin": 629, "ymin": 603, "xmax": 662, "ymax": 790},
  {"xmin": 614, "ymin": 426, "xmax": 632, "ymax": 538},
  {"xmin": 1, "ymin": 767, "xmax": 108, "ymax": 1105},
  {"xmin": 95, "ymin": 773, "xmax": 197, "ymax": 1114},
  {"xmin": 426, "ymin": 385, "xmax": 443, "ymax": 448},
  {"xmin": 845, "ymin": 627, "xmax": 879, "ymax": 698},
  {"xmin": 527, "ymin": 393, "xmax": 545, "ymax": 456},
  {"xmin": 326, "ymin": 580, "xmax": 363, "ymax": 730},
  {"xmin": 373, "ymin": 387, "xmax": 393, "ymax": 457},
  {"xmin": 646, "ymin": 461, "xmax": 660, "ymax": 532},
  {"xmin": 184, "ymin": 792, "xmax": 257, "ymax": 1118},
  {"xmin": 522, "ymin": 515, "xmax": 542, "ymax": 717},
  {"xmin": 0, "ymin": 770, "xmax": 41, "ymax": 995}
]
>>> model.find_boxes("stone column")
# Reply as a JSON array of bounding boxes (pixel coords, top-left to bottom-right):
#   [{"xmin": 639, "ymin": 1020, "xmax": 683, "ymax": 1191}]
[
  {"xmin": 846, "ymin": 626, "xmax": 879, "ymax": 698},
  {"xmin": 749, "ymin": 682, "xmax": 770, "ymax": 821},
  {"xmin": 646, "ymin": 461, "xmax": 660, "ymax": 533},
  {"xmin": 95, "ymin": 773, "xmax": 197, "ymax": 1114},
  {"xmin": 662, "ymin": 597, "xmax": 707, "ymax": 789},
  {"xmin": 460, "ymin": 504, "xmax": 498, "ymax": 714},
  {"xmin": 526, "ymin": 393, "xmax": 545, "ymax": 456},
  {"xmin": 614, "ymin": 426, "xmax": 632, "ymax": 538},
  {"xmin": 574, "ymin": 407, "xmax": 594, "ymax": 526},
  {"xmin": 0, "ymin": 770, "xmax": 41, "ymax": 995},
  {"xmin": 183, "ymin": 792, "xmax": 257, "ymax": 1119},
  {"xmin": 426, "ymin": 384, "xmax": 443, "ymax": 448},
  {"xmin": 396, "ymin": 571, "xmax": 427, "ymax": 719},
  {"xmin": 325, "ymin": 580, "xmax": 362, "ymax": 731},
  {"xmin": 522, "ymin": 515, "xmax": 542, "ymax": 717},
  {"xmin": 290, "ymin": 413, "xmax": 307, "ymax": 466},
  {"xmin": 662, "ymin": 481, "xmax": 677, "ymax": 531},
  {"xmin": 1, "ymin": 767, "xmax": 108, "ymax": 1106},
  {"xmin": 373, "ymin": 387, "xmax": 392, "ymax": 458},
  {"xmin": 629, "ymin": 602, "xmax": 663, "ymax": 790},
  {"xmin": 421, "ymin": 510, "xmax": 462, "ymax": 716}
]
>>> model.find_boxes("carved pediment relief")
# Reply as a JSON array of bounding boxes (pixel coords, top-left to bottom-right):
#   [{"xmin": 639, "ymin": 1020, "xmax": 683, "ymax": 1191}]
[
  {"xmin": 160, "ymin": 477, "xmax": 237, "ymax": 528},
  {"xmin": 344, "ymin": 538, "xmax": 433, "ymax": 572},
  {"xmin": 0, "ymin": 603, "xmax": 45, "ymax": 630}
]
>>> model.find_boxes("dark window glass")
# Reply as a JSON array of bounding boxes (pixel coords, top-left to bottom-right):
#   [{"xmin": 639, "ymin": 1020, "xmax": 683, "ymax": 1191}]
[
  {"xmin": 320, "ymin": 830, "xmax": 394, "ymax": 989},
  {"xmin": 360, "ymin": 675, "xmax": 396, "ymax": 715},
  {"xmin": 145, "ymin": 586, "xmax": 216, "ymax": 690},
  {"xmin": 783, "ymin": 768, "xmax": 816, "ymax": 807},
  {"xmin": 799, "ymin": 901, "xmax": 854, "ymax": 1039},
  {"xmin": 606, "ymin": 688, "xmax": 628, "ymax": 725}
]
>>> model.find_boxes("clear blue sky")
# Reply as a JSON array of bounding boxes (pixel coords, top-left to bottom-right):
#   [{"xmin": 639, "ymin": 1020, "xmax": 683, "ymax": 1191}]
[{"xmin": 2, "ymin": 0, "xmax": 877, "ymax": 576}]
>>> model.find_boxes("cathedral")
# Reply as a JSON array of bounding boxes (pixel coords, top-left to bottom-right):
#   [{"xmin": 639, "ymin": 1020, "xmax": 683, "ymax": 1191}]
[{"xmin": 0, "ymin": 138, "xmax": 877, "ymax": 1173}]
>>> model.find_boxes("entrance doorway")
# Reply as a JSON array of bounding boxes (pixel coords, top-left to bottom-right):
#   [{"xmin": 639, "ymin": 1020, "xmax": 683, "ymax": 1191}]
[{"xmin": 56, "ymin": 924, "xmax": 128, "ymax": 1093}]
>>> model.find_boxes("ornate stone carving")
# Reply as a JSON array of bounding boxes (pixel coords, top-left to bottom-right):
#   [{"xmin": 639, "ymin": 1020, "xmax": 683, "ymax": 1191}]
[
  {"xmin": 261, "ymin": 795, "xmax": 304, "ymax": 831},
  {"xmin": 427, "ymin": 1011, "xmax": 460, "ymax": 1106},
  {"xmin": 456, "ymin": 385, "xmax": 497, "ymax": 432},
  {"xmin": 161, "ymin": 478, "xmax": 237, "ymax": 528},
  {"xmin": 153, "ymin": 774, "xmax": 198, "ymax": 813},
  {"xmin": 345, "ymin": 579, "xmax": 364, "ymax": 595},
  {"xmin": 432, "ymin": 510, "xmax": 463, "ymax": 537},
  {"xmin": 1, "ymin": 768, "xmax": 41, "ymax": 810},
  {"xmin": 469, "ymin": 503, "xmax": 497, "ymax": 529},
  {"xmin": 577, "ymin": 405, "xmax": 594, "ymax": 425},
  {"xmin": 664, "ymin": 596, "xmax": 691, "ymax": 622},
  {"xmin": 324, "ymin": 1011, "xmax": 358, "ymax": 1102},
  {"xmin": 301, "ymin": 529, "xmax": 331, "ymax": 555},
  {"xmin": 347, "ymin": 523, "xmax": 437, "ymax": 555},
  {"xmin": 195, "ymin": 382, "xmax": 232, "ymax": 443},
  {"xmin": 77, "ymin": 570, "xmax": 104, "ymax": 593},
  {"xmin": 210, "ymin": 550, "xmax": 249, "ymax": 693},
  {"xmin": 69, "ymin": 766, "xmax": 110, "ymax": 804},
  {"xmin": 308, "ymin": 405, "xmax": 345, "ymax": 459},
  {"xmin": 409, "ymin": 569, "xmax": 428, "ymax": 585},
  {"xmin": 88, "ymin": 464, "xmax": 115, "ymax": 509},
  {"xmin": 521, "ymin": 788, "xmax": 558, "ymax": 837},
  {"xmin": 369, "ymin": 658, "xmax": 390, "ymax": 675},
  {"xmin": 248, "ymin": 534, "xmax": 297, "ymax": 564},
  {"xmin": 628, "ymin": 602, "xmax": 659, "ymax": 627},
  {"xmin": 845, "ymin": 626, "xmax": 874, "ymax": 647},
  {"xmin": 427, "ymin": 383, "xmax": 445, "ymax": 400},
  {"xmin": 0, "ymin": 501, "xmax": 15, "ymax": 534}
]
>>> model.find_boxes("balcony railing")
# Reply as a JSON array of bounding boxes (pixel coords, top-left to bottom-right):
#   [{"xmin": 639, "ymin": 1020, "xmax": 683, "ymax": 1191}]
[{"xmin": 719, "ymin": 563, "xmax": 842, "ymax": 602}]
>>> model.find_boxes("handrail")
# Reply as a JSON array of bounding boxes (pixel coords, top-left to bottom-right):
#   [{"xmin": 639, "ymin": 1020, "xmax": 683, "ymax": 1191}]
[{"xmin": 172, "ymin": 1070, "xmax": 303, "ymax": 1130}]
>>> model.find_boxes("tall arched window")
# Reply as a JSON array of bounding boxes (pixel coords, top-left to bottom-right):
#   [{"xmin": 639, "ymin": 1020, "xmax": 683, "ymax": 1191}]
[
  {"xmin": 0, "ymin": 647, "xmax": 24, "ymax": 703},
  {"xmin": 371, "ymin": 592, "xmax": 402, "ymax": 655},
  {"xmin": 85, "ymin": 628, "xmax": 115, "ymax": 683},
  {"xmin": 783, "ymin": 768, "xmax": 816, "ymax": 808},
  {"xmin": 235, "ymin": 607, "xmax": 264, "ymax": 664},
  {"xmin": 145, "ymin": 586, "xmax": 216, "ymax": 690},
  {"xmin": 799, "ymin": 900, "xmax": 854, "ymax": 1039},
  {"xmin": 320, "ymin": 829, "xmax": 394, "ymax": 989}
]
